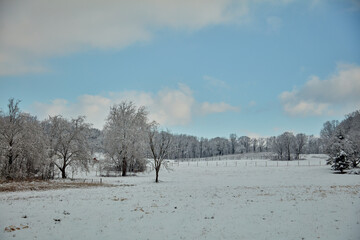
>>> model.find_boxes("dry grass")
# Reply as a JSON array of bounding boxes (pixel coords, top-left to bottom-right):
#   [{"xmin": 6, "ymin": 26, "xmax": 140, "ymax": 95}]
[{"xmin": 0, "ymin": 179, "xmax": 115, "ymax": 192}]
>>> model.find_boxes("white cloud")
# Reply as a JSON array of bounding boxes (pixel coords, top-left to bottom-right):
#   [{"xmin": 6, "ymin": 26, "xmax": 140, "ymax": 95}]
[
  {"xmin": 31, "ymin": 84, "xmax": 238, "ymax": 129},
  {"xmin": 151, "ymin": 84, "xmax": 195, "ymax": 125},
  {"xmin": 0, "ymin": 0, "xmax": 302, "ymax": 76},
  {"xmin": 33, "ymin": 95, "xmax": 112, "ymax": 129},
  {"xmin": 280, "ymin": 64, "xmax": 360, "ymax": 116},
  {"xmin": 203, "ymin": 75, "xmax": 229, "ymax": 89},
  {"xmin": 0, "ymin": 0, "xmax": 250, "ymax": 76},
  {"xmin": 200, "ymin": 102, "xmax": 239, "ymax": 115}
]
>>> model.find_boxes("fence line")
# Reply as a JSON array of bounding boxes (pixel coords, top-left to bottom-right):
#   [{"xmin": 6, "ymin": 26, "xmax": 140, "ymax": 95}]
[
  {"xmin": 175, "ymin": 154, "xmax": 275, "ymax": 163},
  {"xmin": 165, "ymin": 159, "xmax": 327, "ymax": 168}
]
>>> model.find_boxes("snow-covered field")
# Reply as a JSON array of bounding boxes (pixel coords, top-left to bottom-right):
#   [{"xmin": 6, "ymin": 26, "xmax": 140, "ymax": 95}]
[{"xmin": 1, "ymin": 155, "xmax": 359, "ymax": 240}]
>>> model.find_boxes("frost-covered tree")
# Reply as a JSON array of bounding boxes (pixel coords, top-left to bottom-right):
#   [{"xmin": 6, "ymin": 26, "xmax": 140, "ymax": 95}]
[
  {"xmin": 271, "ymin": 136, "xmax": 284, "ymax": 159},
  {"xmin": 209, "ymin": 137, "xmax": 230, "ymax": 156},
  {"xmin": 0, "ymin": 99, "xmax": 22, "ymax": 178},
  {"xmin": 103, "ymin": 101, "xmax": 148, "ymax": 176},
  {"xmin": 0, "ymin": 99, "xmax": 49, "ymax": 179},
  {"xmin": 251, "ymin": 138, "xmax": 258, "ymax": 153},
  {"xmin": 238, "ymin": 136, "xmax": 251, "ymax": 153},
  {"xmin": 258, "ymin": 138, "xmax": 266, "ymax": 152},
  {"xmin": 87, "ymin": 128, "xmax": 104, "ymax": 155},
  {"xmin": 271, "ymin": 132, "xmax": 296, "ymax": 160},
  {"xmin": 320, "ymin": 120, "xmax": 339, "ymax": 140},
  {"xmin": 282, "ymin": 132, "xmax": 295, "ymax": 160},
  {"xmin": 229, "ymin": 133, "xmax": 237, "ymax": 154},
  {"xmin": 293, "ymin": 133, "xmax": 308, "ymax": 160},
  {"xmin": 44, "ymin": 115, "xmax": 91, "ymax": 178},
  {"xmin": 19, "ymin": 114, "xmax": 50, "ymax": 178},
  {"xmin": 148, "ymin": 123, "xmax": 172, "ymax": 183},
  {"xmin": 307, "ymin": 135, "xmax": 323, "ymax": 154}
]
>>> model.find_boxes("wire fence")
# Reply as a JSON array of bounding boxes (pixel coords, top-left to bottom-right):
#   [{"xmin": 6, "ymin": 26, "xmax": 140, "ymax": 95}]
[
  {"xmin": 154, "ymin": 159, "xmax": 328, "ymax": 170},
  {"xmin": 175, "ymin": 153, "xmax": 274, "ymax": 162}
]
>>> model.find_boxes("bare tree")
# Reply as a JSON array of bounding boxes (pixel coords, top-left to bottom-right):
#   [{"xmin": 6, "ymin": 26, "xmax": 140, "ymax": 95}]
[
  {"xmin": 293, "ymin": 133, "xmax": 308, "ymax": 160},
  {"xmin": 258, "ymin": 138, "xmax": 266, "ymax": 152},
  {"xmin": 271, "ymin": 132, "xmax": 295, "ymax": 160},
  {"xmin": 103, "ymin": 101, "xmax": 148, "ymax": 176},
  {"xmin": 271, "ymin": 136, "xmax": 284, "ymax": 160},
  {"xmin": 307, "ymin": 135, "xmax": 322, "ymax": 154},
  {"xmin": 281, "ymin": 132, "xmax": 295, "ymax": 160},
  {"xmin": 44, "ymin": 115, "xmax": 91, "ymax": 178},
  {"xmin": 251, "ymin": 138, "xmax": 258, "ymax": 153},
  {"xmin": 0, "ymin": 99, "xmax": 22, "ymax": 178},
  {"xmin": 229, "ymin": 133, "xmax": 237, "ymax": 154},
  {"xmin": 239, "ymin": 136, "xmax": 251, "ymax": 153},
  {"xmin": 320, "ymin": 120, "xmax": 339, "ymax": 140},
  {"xmin": 148, "ymin": 123, "xmax": 172, "ymax": 183}
]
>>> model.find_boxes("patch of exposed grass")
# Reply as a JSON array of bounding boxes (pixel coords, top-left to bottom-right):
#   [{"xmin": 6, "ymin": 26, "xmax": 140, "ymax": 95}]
[{"xmin": 0, "ymin": 179, "xmax": 116, "ymax": 192}]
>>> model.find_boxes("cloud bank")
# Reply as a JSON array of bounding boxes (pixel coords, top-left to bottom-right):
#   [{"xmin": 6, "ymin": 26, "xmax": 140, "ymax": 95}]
[
  {"xmin": 32, "ymin": 84, "xmax": 239, "ymax": 129},
  {"xmin": 0, "ymin": 0, "xmax": 250, "ymax": 76},
  {"xmin": 280, "ymin": 64, "xmax": 360, "ymax": 116}
]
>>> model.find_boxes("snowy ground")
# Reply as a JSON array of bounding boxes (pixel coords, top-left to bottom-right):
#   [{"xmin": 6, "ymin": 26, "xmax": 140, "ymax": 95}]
[{"xmin": 1, "ymin": 155, "xmax": 359, "ymax": 240}]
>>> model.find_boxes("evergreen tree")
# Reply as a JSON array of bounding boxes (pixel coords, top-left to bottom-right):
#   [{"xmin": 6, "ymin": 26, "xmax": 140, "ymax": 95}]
[{"xmin": 332, "ymin": 150, "xmax": 351, "ymax": 173}]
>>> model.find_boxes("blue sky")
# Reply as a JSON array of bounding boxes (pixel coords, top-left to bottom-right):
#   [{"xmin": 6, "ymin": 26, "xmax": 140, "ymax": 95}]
[{"xmin": 0, "ymin": 0, "xmax": 359, "ymax": 138}]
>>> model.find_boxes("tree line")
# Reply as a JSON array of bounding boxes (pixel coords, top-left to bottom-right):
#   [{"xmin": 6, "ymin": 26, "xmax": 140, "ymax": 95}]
[
  {"xmin": 1, "ymin": 98, "xmax": 358, "ymax": 181},
  {"xmin": 0, "ymin": 100, "xmax": 173, "ymax": 182}
]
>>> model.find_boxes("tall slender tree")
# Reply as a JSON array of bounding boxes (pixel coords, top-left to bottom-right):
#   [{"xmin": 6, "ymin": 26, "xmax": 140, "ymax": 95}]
[{"xmin": 148, "ymin": 123, "xmax": 172, "ymax": 183}]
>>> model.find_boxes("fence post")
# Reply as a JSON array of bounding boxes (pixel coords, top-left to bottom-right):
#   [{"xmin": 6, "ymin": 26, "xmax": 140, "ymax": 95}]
[
  {"xmin": 100, "ymin": 178, "xmax": 102, "ymax": 184},
  {"xmin": 277, "ymin": 161, "xmax": 278, "ymax": 167},
  {"xmin": 265, "ymin": 161, "xmax": 267, "ymax": 167},
  {"xmin": 308, "ymin": 161, "xmax": 310, "ymax": 166}
]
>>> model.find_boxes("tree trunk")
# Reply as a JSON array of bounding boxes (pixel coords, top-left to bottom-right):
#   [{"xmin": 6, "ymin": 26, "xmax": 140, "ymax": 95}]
[
  {"xmin": 287, "ymin": 147, "xmax": 291, "ymax": 160},
  {"xmin": 61, "ymin": 156, "xmax": 67, "ymax": 178},
  {"xmin": 122, "ymin": 157, "xmax": 127, "ymax": 176},
  {"xmin": 8, "ymin": 153, "xmax": 13, "ymax": 166},
  {"xmin": 61, "ymin": 168, "xmax": 67, "ymax": 178},
  {"xmin": 155, "ymin": 166, "xmax": 160, "ymax": 183}
]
